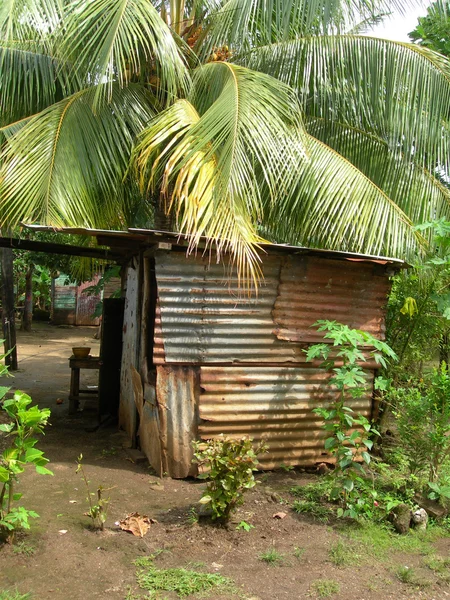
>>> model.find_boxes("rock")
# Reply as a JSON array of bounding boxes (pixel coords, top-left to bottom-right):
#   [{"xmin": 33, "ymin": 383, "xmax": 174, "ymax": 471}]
[
  {"xmin": 414, "ymin": 494, "xmax": 448, "ymax": 520},
  {"xmin": 390, "ymin": 503, "xmax": 412, "ymax": 534},
  {"xmin": 198, "ymin": 503, "xmax": 213, "ymax": 518},
  {"xmin": 317, "ymin": 462, "xmax": 331, "ymax": 475},
  {"xmin": 412, "ymin": 508, "xmax": 428, "ymax": 531}
]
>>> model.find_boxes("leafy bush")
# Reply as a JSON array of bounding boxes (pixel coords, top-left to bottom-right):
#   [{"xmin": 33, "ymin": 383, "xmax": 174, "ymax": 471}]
[
  {"xmin": 0, "ymin": 352, "xmax": 52, "ymax": 541},
  {"xmin": 391, "ymin": 363, "xmax": 450, "ymax": 482},
  {"xmin": 192, "ymin": 436, "xmax": 266, "ymax": 522},
  {"xmin": 304, "ymin": 321, "xmax": 397, "ymax": 518}
]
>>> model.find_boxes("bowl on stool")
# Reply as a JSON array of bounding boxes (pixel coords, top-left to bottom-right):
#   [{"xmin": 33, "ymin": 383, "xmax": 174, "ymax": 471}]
[{"xmin": 72, "ymin": 347, "xmax": 91, "ymax": 359}]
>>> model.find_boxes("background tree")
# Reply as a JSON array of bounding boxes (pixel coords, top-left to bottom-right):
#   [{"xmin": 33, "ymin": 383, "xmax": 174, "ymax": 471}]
[
  {"xmin": 409, "ymin": 1, "xmax": 450, "ymax": 56},
  {"xmin": 1, "ymin": 1, "xmax": 450, "ymax": 285}
]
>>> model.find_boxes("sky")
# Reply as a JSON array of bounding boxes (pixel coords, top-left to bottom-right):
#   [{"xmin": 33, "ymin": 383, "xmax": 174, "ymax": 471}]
[{"xmin": 367, "ymin": 1, "xmax": 433, "ymax": 42}]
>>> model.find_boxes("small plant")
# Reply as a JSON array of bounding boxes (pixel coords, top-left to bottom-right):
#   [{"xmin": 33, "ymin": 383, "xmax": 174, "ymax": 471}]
[
  {"xmin": 236, "ymin": 520, "xmax": 254, "ymax": 532},
  {"xmin": 310, "ymin": 579, "xmax": 340, "ymax": 598},
  {"xmin": 293, "ymin": 546, "xmax": 305, "ymax": 560},
  {"xmin": 258, "ymin": 546, "xmax": 284, "ymax": 565},
  {"xmin": 13, "ymin": 541, "xmax": 36, "ymax": 556},
  {"xmin": 305, "ymin": 321, "xmax": 397, "ymax": 518},
  {"xmin": 279, "ymin": 464, "xmax": 294, "ymax": 472},
  {"xmin": 186, "ymin": 507, "xmax": 198, "ymax": 525},
  {"xmin": 192, "ymin": 436, "xmax": 267, "ymax": 522},
  {"xmin": 76, "ymin": 454, "xmax": 109, "ymax": 530},
  {"xmin": 0, "ymin": 389, "xmax": 52, "ymax": 540}
]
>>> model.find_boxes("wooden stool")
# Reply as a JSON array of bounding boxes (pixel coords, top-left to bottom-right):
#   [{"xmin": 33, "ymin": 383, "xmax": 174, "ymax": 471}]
[{"xmin": 69, "ymin": 356, "xmax": 101, "ymax": 414}]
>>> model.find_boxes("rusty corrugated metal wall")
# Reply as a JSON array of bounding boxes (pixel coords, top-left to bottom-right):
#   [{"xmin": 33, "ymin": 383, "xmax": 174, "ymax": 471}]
[{"xmin": 138, "ymin": 251, "xmax": 392, "ymax": 476}]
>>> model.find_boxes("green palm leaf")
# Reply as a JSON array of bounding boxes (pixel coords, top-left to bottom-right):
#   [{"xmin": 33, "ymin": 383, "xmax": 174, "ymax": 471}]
[
  {"xmin": 263, "ymin": 134, "xmax": 424, "ymax": 259},
  {"xmin": 134, "ymin": 62, "xmax": 308, "ymax": 285},
  {"xmin": 61, "ymin": 0, "xmax": 190, "ymax": 106},
  {"xmin": 243, "ymin": 36, "xmax": 450, "ymax": 174},
  {"xmin": 0, "ymin": 84, "xmax": 155, "ymax": 228},
  {"xmin": 0, "ymin": 42, "xmax": 74, "ymax": 125}
]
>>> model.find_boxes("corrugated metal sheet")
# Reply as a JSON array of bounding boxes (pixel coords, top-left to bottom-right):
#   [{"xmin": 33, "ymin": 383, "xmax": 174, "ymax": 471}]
[
  {"xmin": 157, "ymin": 365, "xmax": 199, "ymax": 478},
  {"xmin": 119, "ymin": 259, "xmax": 140, "ymax": 443},
  {"xmin": 76, "ymin": 278, "xmax": 101, "ymax": 326},
  {"xmin": 199, "ymin": 366, "xmax": 373, "ymax": 468},
  {"xmin": 154, "ymin": 253, "xmax": 390, "ymax": 364},
  {"xmin": 272, "ymin": 256, "xmax": 390, "ymax": 343},
  {"xmin": 154, "ymin": 253, "xmax": 287, "ymax": 363}
]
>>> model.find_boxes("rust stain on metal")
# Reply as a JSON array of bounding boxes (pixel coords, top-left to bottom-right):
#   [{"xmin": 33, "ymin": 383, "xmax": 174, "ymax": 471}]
[
  {"xmin": 156, "ymin": 365, "xmax": 199, "ymax": 478},
  {"xmin": 272, "ymin": 256, "xmax": 390, "ymax": 343},
  {"xmin": 199, "ymin": 366, "xmax": 373, "ymax": 469}
]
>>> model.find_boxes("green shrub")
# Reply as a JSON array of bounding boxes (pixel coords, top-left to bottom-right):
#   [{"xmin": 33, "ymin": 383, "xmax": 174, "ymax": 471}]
[
  {"xmin": 0, "ymin": 387, "xmax": 52, "ymax": 538},
  {"xmin": 192, "ymin": 436, "xmax": 266, "ymax": 521},
  {"xmin": 391, "ymin": 363, "xmax": 450, "ymax": 482}
]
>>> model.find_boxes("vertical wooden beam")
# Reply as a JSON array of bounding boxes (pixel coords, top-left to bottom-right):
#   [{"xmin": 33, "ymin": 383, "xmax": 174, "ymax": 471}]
[
  {"xmin": 0, "ymin": 248, "xmax": 18, "ymax": 370},
  {"xmin": 21, "ymin": 266, "xmax": 33, "ymax": 332}
]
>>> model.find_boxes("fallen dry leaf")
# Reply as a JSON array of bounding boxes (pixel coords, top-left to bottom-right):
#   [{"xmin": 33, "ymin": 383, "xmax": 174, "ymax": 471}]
[
  {"xmin": 58, "ymin": 529, "xmax": 68, "ymax": 534},
  {"xmin": 119, "ymin": 512, "xmax": 156, "ymax": 537},
  {"xmin": 272, "ymin": 512, "xmax": 287, "ymax": 520}
]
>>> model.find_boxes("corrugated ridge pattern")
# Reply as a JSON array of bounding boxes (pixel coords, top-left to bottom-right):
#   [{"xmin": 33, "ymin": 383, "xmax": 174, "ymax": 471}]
[
  {"xmin": 199, "ymin": 366, "xmax": 373, "ymax": 468},
  {"xmin": 273, "ymin": 256, "xmax": 390, "ymax": 342},
  {"xmin": 154, "ymin": 253, "xmax": 284, "ymax": 363}
]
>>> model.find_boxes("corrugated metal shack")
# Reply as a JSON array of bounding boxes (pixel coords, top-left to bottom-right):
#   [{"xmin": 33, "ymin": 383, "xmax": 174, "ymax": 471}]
[
  {"xmin": 27, "ymin": 226, "xmax": 404, "ymax": 478},
  {"xmin": 51, "ymin": 274, "xmax": 102, "ymax": 326},
  {"xmin": 115, "ymin": 229, "xmax": 403, "ymax": 478}
]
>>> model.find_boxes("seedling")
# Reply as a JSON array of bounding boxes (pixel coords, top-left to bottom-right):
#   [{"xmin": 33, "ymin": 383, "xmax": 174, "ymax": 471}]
[
  {"xmin": 236, "ymin": 520, "xmax": 254, "ymax": 532},
  {"xmin": 293, "ymin": 546, "xmax": 305, "ymax": 560},
  {"xmin": 76, "ymin": 454, "xmax": 110, "ymax": 530},
  {"xmin": 310, "ymin": 579, "xmax": 340, "ymax": 598}
]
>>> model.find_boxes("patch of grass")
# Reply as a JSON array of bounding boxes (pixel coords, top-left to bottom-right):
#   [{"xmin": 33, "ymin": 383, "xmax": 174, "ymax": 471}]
[
  {"xmin": 396, "ymin": 565, "xmax": 431, "ymax": 587},
  {"xmin": 293, "ymin": 546, "xmax": 305, "ymax": 560},
  {"xmin": 328, "ymin": 539, "xmax": 360, "ymax": 567},
  {"xmin": 258, "ymin": 547, "xmax": 284, "ymax": 565},
  {"xmin": 186, "ymin": 507, "xmax": 198, "ymax": 526},
  {"xmin": 0, "ymin": 591, "xmax": 31, "ymax": 600},
  {"xmin": 292, "ymin": 500, "xmax": 332, "ymax": 523},
  {"xmin": 290, "ymin": 480, "xmax": 331, "ymax": 502},
  {"xmin": 340, "ymin": 521, "xmax": 447, "ymax": 560},
  {"xmin": 423, "ymin": 554, "xmax": 450, "ymax": 580},
  {"xmin": 133, "ymin": 557, "xmax": 235, "ymax": 598},
  {"xmin": 310, "ymin": 579, "xmax": 340, "ymax": 598},
  {"xmin": 12, "ymin": 542, "xmax": 36, "ymax": 556}
]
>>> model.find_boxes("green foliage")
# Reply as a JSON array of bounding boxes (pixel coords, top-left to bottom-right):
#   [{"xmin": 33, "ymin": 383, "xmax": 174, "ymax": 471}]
[
  {"xmin": 76, "ymin": 454, "xmax": 109, "ymax": 530},
  {"xmin": 83, "ymin": 265, "xmax": 122, "ymax": 318},
  {"xmin": 235, "ymin": 520, "xmax": 254, "ymax": 532},
  {"xmin": 409, "ymin": 1, "xmax": 450, "ymax": 57},
  {"xmin": 305, "ymin": 321, "xmax": 396, "ymax": 518},
  {"xmin": 328, "ymin": 539, "xmax": 360, "ymax": 567},
  {"xmin": 292, "ymin": 499, "xmax": 332, "ymax": 523},
  {"xmin": 390, "ymin": 363, "xmax": 450, "ymax": 482},
  {"xmin": 0, "ymin": 387, "xmax": 52, "ymax": 538},
  {"xmin": 0, "ymin": 591, "xmax": 31, "ymax": 600},
  {"xmin": 192, "ymin": 436, "xmax": 267, "ymax": 522},
  {"xmin": 386, "ymin": 220, "xmax": 450, "ymax": 379},
  {"xmin": 133, "ymin": 557, "xmax": 235, "ymax": 598}
]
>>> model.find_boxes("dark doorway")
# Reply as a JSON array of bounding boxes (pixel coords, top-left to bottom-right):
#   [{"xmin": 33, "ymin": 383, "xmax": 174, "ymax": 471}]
[{"xmin": 99, "ymin": 298, "xmax": 125, "ymax": 417}]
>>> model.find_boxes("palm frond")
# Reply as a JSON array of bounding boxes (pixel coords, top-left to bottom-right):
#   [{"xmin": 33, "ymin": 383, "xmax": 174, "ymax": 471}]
[
  {"xmin": 134, "ymin": 62, "xmax": 308, "ymax": 286},
  {"xmin": 0, "ymin": 84, "xmax": 155, "ymax": 228},
  {"xmin": 0, "ymin": 41, "xmax": 74, "ymax": 125},
  {"xmin": 61, "ymin": 0, "xmax": 190, "ymax": 107},
  {"xmin": 196, "ymin": 0, "xmax": 424, "ymax": 59},
  {"xmin": 243, "ymin": 36, "xmax": 450, "ymax": 176},
  {"xmin": 263, "ymin": 134, "xmax": 424, "ymax": 260},
  {"xmin": 306, "ymin": 116, "xmax": 450, "ymax": 226},
  {"xmin": 0, "ymin": 0, "xmax": 65, "ymax": 41}
]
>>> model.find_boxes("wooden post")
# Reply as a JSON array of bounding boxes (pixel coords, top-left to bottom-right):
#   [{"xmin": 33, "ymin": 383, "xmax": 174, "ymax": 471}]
[
  {"xmin": 21, "ymin": 265, "xmax": 33, "ymax": 332},
  {"xmin": 0, "ymin": 247, "xmax": 18, "ymax": 370}
]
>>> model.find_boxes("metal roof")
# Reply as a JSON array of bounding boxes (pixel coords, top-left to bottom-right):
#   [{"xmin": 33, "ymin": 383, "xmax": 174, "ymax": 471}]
[{"xmin": 23, "ymin": 223, "xmax": 407, "ymax": 266}]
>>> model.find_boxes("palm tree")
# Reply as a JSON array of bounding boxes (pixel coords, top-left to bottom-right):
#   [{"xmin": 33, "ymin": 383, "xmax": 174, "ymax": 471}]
[{"xmin": 1, "ymin": 0, "xmax": 450, "ymax": 284}]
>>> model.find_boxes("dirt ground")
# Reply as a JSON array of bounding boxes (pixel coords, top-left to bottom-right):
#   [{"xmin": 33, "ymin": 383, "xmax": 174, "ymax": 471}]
[{"xmin": 1, "ymin": 323, "xmax": 450, "ymax": 600}]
